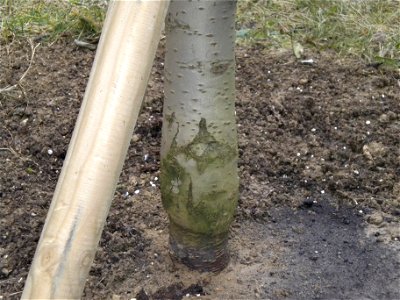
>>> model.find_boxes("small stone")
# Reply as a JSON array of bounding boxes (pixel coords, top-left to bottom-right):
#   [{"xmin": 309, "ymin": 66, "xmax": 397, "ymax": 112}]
[
  {"xmin": 367, "ymin": 212, "xmax": 384, "ymax": 225},
  {"xmin": 1, "ymin": 267, "xmax": 10, "ymax": 276},
  {"xmin": 363, "ymin": 142, "xmax": 386, "ymax": 161},
  {"xmin": 112, "ymin": 295, "xmax": 121, "ymax": 300},
  {"xmin": 132, "ymin": 134, "xmax": 140, "ymax": 142},
  {"xmin": 299, "ymin": 78, "xmax": 308, "ymax": 85},
  {"xmin": 378, "ymin": 114, "xmax": 389, "ymax": 124},
  {"xmin": 20, "ymin": 118, "xmax": 29, "ymax": 126}
]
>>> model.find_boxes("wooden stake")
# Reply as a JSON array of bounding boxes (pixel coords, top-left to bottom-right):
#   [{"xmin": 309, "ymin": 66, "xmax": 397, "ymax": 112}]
[{"xmin": 22, "ymin": 1, "xmax": 169, "ymax": 298}]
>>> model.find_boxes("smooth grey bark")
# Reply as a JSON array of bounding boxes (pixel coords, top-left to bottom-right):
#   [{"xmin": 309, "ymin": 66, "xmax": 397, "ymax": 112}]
[{"xmin": 161, "ymin": 0, "xmax": 238, "ymax": 272}]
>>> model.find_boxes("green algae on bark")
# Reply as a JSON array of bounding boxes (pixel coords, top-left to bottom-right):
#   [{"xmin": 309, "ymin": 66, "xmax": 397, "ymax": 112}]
[{"xmin": 161, "ymin": 118, "xmax": 238, "ymax": 235}]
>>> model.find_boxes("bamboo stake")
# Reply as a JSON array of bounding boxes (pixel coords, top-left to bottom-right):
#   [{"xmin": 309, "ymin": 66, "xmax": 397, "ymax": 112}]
[{"xmin": 22, "ymin": 1, "xmax": 169, "ymax": 298}]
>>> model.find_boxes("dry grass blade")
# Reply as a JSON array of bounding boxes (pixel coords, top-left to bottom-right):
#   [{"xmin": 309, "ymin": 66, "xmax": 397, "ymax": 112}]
[{"xmin": 0, "ymin": 38, "xmax": 40, "ymax": 95}]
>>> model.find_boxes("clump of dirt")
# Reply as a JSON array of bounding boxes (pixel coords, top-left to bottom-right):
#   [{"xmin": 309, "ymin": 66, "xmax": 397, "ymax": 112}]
[{"xmin": 0, "ymin": 40, "xmax": 399, "ymax": 299}]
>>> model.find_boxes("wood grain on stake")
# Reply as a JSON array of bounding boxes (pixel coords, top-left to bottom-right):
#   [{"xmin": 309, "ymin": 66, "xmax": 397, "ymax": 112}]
[{"xmin": 22, "ymin": 0, "xmax": 170, "ymax": 298}]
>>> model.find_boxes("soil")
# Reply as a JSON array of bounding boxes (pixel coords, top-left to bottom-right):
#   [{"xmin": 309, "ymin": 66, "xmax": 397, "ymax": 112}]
[{"xmin": 1, "ymin": 39, "xmax": 399, "ymax": 299}]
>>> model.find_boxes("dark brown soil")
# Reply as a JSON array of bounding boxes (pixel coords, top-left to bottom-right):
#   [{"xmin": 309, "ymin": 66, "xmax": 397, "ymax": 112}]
[{"xmin": 1, "ymin": 40, "xmax": 399, "ymax": 299}]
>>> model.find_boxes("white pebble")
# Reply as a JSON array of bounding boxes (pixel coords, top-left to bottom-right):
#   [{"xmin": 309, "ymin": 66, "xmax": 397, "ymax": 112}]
[
  {"xmin": 358, "ymin": 210, "xmax": 363, "ymax": 214},
  {"xmin": 297, "ymin": 152, "xmax": 301, "ymax": 157},
  {"xmin": 321, "ymin": 190, "xmax": 325, "ymax": 194},
  {"xmin": 144, "ymin": 154, "xmax": 149, "ymax": 161},
  {"xmin": 334, "ymin": 126, "xmax": 338, "ymax": 130},
  {"xmin": 134, "ymin": 189, "xmax": 140, "ymax": 194},
  {"xmin": 154, "ymin": 177, "xmax": 158, "ymax": 181},
  {"xmin": 311, "ymin": 128, "xmax": 316, "ymax": 132},
  {"xmin": 186, "ymin": 294, "xmax": 190, "ymax": 297},
  {"xmin": 343, "ymin": 146, "xmax": 346, "ymax": 150},
  {"xmin": 47, "ymin": 149, "xmax": 53, "ymax": 155},
  {"xmin": 353, "ymin": 170, "xmax": 359, "ymax": 175},
  {"xmin": 381, "ymin": 94, "xmax": 385, "ymax": 98},
  {"xmin": 365, "ymin": 120, "xmax": 371, "ymax": 125}
]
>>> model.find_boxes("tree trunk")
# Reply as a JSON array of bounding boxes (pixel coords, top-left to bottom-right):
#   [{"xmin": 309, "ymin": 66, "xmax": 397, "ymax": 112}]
[{"xmin": 161, "ymin": 0, "xmax": 238, "ymax": 272}]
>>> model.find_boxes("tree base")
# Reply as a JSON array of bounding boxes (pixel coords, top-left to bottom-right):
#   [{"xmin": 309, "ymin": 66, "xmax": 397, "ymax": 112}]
[{"xmin": 168, "ymin": 222, "xmax": 229, "ymax": 272}]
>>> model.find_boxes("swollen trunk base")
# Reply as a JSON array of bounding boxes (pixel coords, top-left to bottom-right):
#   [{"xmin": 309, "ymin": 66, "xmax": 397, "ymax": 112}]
[{"xmin": 169, "ymin": 222, "xmax": 229, "ymax": 272}]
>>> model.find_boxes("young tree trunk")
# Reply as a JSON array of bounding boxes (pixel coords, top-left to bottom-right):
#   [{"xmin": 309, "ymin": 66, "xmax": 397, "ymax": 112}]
[{"xmin": 161, "ymin": 0, "xmax": 238, "ymax": 272}]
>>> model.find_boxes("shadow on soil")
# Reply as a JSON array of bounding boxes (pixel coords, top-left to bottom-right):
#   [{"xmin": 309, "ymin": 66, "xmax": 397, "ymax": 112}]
[{"xmin": 256, "ymin": 199, "xmax": 400, "ymax": 300}]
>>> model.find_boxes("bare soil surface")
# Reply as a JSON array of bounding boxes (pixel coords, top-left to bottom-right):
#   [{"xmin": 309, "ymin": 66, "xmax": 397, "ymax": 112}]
[{"xmin": 1, "ymin": 40, "xmax": 399, "ymax": 299}]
